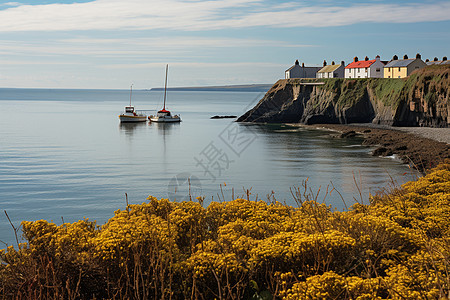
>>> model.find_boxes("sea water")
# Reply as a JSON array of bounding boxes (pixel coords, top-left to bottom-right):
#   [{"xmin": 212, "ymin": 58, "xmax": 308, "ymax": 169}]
[{"xmin": 0, "ymin": 88, "xmax": 419, "ymax": 246}]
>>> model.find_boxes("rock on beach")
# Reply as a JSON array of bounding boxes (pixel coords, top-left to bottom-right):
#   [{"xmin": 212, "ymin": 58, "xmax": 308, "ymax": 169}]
[{"xmin": 312, "ymin": 124, "xmax": 450, "ymax": 174}]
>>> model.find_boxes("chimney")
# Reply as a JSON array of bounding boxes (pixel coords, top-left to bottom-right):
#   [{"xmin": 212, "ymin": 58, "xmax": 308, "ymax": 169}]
[
  {"xmin": 331, "ymin": 61, "xmax": 335, "ymax": 65},
  {"xmin": 416, "ymin": 53, "xmax": 421, "ymax": 59},
  {"xmin": 302, "ymin": 62, "xmax": 305, "ymax": 68},
  {"xmin": 375, "ymin": 55, "xmax": 380, "ymax": 60},
  {"xmin": 341, "ymin": 61, "xmax": 345, "ymax": 66},
  {"xmin": 426, "ymin": 59, "xmax": 430, "ymax": 62},
  {"xmin": 393, "ymin": 55, "xmax": 398, "ymax": 60},
  {"xmin": 434, "ymin": 57, "xmax": 438, "ymax": 61},
  {"xmin": 403, "ymin": 54, "xmax": 408, "ymax": 59},
  {"xmin": 364, "ymin": 56, "xmax": 369, "ymax": 61},
  {"xmin": 323, "ymin": 60, "xmax": 327, "ymax": 67},
  {"xmin": 443, "ymin": 56, "xmax": 448, "ymax": 61},
  {"xmin": 295, "ymin": 59, "xmax": 299, "ymax": 65},
  {"xmin": 354, "ymin": 56, "xmax": 358, "ymax": 62}
]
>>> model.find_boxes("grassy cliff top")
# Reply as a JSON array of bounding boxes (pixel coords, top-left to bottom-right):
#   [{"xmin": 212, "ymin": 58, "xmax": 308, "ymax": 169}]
[{"xmin": 282, "ymin": 64, "xmax": 450, "ymax": 109}]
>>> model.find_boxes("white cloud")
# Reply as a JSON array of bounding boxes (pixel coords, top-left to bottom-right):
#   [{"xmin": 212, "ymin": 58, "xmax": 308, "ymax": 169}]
[
  {"xmin": 0, "ymin": 59, "xmax": 80, "ymax": 65},
  {"xmin": 0, "ymin": 0, "xmax": 448, "ymax": 32},
  {"xmin": 222, "ymin": 3, "xmax": 450, "ymax": 28},
  {"xmin": 0, "ymin": 2, "xmax": 21, "ymax": 7},
  {"xmin": 0, "ymin": 0, "xmax": 259, "ymax": 31},
  {"xmin": 102, "ymin": 61, "xmax": 285, "ymax": 70},
  {"xmin": 0, "ymin": 36, "xmax": 314, "ymax": 58}
]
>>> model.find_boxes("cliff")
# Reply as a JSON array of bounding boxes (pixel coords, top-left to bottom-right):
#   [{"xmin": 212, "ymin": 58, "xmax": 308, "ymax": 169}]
[{"xmin": 238, "ymin": 65, "xmax": 450, "ymax": 127}]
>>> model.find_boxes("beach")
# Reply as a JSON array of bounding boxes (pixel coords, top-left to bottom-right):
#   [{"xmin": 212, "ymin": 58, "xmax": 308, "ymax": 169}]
[
  {"xmin": 311, "ymin": 124, "xmax": 450, "ymax": 173},
  {"xmin": 395, "ymin": 127, "xmax": 450, "ymax": 144}
]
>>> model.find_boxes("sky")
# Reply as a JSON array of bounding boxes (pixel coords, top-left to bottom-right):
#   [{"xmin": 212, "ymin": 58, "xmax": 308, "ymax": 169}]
[{"xmin": 0, "ymin": 0, "xmax": 449, "ymax": 89}]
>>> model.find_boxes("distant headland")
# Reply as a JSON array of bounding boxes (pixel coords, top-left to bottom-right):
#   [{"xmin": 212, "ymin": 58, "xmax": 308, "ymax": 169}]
[{"xmin": 150, "ymin": 83, "xmax": 273, "ymax": 92}]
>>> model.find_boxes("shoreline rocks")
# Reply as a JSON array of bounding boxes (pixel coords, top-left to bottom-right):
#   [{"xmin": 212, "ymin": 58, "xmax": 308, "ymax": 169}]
[{"xmin": 311, "ymin": 124, "xmax": 450, "ymax": 174}]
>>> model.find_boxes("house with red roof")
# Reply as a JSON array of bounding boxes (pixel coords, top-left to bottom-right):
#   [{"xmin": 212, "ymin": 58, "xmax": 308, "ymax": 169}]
[{"xmin": 344, "ymin": 56, "xmax": 385, "ymax": 79}]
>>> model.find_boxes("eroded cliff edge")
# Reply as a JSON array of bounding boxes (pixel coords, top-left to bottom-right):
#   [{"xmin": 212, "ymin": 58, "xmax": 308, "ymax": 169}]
[{"xmin": 238, "ymin": 65, "xmax": 449, "ymax": 127}]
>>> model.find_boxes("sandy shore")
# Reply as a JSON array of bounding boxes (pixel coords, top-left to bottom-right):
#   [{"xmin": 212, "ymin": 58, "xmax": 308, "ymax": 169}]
[
  {"xmin": 340, "ymin": 123, "xmax": 450, "ymax": 145},
  {"xmin": 395, "ymin": 127, "xmax": 450, "ymax": 144},
  {"xmin": 309, "ymin": 124, "xmax": 450, "ymax": 174}
]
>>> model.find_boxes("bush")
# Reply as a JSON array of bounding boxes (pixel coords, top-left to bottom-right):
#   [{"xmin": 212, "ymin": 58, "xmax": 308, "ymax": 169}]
[{"xmin": 1, "ymin": 164, "xmax": 450, "ymax": 299}]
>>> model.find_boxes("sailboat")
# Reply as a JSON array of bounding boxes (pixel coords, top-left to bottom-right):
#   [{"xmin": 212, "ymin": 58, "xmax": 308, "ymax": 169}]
[
  {"xmin": 119, "ymin": 84, "xmax": 147, "ymax": 122},
  {"xmin": 149, "ymin": 65, "xmax": 181, "ymax": 123}
]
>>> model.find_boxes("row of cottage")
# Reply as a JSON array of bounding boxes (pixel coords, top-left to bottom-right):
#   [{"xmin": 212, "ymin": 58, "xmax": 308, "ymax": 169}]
[{"xmin": 285, "ymin": 54, "xmax": 449, "ymax": 80}]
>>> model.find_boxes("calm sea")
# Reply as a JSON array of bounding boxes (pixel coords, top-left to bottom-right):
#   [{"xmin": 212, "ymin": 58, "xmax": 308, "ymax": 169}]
[{"xmin": 0, "ymin": 88, "xmax": 419, "ymax": 246}]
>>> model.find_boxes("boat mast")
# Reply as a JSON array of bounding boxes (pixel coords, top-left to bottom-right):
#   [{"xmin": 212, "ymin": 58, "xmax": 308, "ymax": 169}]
[
  {"xmin": 129, "ymin": 84, "xmax": 133, "ymax": 106},
  {"xmin": 163, "ymin": 64, "xmax": 168, "ymax": 110}
]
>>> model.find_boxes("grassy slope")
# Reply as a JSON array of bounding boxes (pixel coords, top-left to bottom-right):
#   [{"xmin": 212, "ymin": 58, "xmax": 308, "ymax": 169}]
[{"xmin": 310, "ymin": 65, "xmax": 449, "ymax": 110}]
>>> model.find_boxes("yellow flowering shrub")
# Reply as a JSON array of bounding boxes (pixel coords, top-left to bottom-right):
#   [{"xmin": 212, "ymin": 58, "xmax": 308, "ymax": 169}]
[
  {"xmin": 185, "ymin": 250, "xmax": 245, "ymax": 279},
  {"xmin": 0, "ymin": 163, "xmax": 449, "ymax": 299},
  {"xmin": 370, "ymin": 162, "xmax": 450, "ymax": 237},
  {"xmin": 282, "ymin": 271, "xmax": 383, "ymax": 300},
  {"xmin": 92, "ymin": 207, "xmax": 174, "ymax": 261},
  {"xmin": 249, "ymin": 230, "xmax": 356, "ymax": 276}
]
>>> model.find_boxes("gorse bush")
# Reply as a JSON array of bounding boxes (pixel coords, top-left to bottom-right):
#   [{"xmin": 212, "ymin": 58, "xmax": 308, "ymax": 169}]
[{"xmin": 1, "ymin": 162, "xmax": 450, "ymax": 299}]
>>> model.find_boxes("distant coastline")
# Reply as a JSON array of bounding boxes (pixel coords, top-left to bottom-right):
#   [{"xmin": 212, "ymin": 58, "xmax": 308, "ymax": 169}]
[
  {"xmin": 150, "ymin": 84, "xmax": 273, "ymax": 92},
  {"xmin": 0, "ymin": 84, "xmax": 272, "ymax": 92}
]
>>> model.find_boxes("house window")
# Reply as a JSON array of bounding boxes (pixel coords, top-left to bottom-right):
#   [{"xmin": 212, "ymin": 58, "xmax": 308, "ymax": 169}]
[
  {"xmin": 376, "ymin": 68, "xmax": 380, "ymax": 72},
  {"xmin": 365, "ymin": 68, "xmax": 368, "ymax": 72},
  {"xmin": 398, "ymin": 67, "xmax": 401, "ymax": 72}
]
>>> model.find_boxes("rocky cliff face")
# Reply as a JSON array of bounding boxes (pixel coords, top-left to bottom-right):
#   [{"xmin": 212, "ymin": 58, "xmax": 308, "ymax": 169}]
[{"xmin": 238, "ymin": 65, "xmax": 449, "ymax": 127}]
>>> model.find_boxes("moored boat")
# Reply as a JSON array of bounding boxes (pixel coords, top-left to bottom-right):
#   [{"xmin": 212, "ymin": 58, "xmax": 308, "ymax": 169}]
[
  {"xmin": 149, "ymin": 109, "xmax": 181, "ymax": 123},
  {"xmin": 119, "ymin": 85, "xmax": 147, "ymax": 123},
  {"xmin": 149, "ymin": 65, "xmax": 181, "ymax": 123}
]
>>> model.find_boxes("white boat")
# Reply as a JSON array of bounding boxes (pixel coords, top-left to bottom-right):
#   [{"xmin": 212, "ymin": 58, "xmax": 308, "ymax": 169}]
[
  {"xmin": 149, "ymin": 65, "xmax": 181, "ymax": 123},
  {"xmin": 119, "ymin": 85, "xmax": 147, "ymax": 123}
]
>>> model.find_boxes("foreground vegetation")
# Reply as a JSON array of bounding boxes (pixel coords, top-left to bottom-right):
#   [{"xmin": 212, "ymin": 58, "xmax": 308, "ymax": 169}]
[{"xmin": 1, "ymin": 163, "xmax": 450, "ymax": 299}]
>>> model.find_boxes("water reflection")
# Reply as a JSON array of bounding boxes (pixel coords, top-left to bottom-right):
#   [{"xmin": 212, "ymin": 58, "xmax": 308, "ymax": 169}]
[
  {"xmin": 148, "ymin": 122, "xmax": 181, "ymax": 135},
  {"xmin": 119, "ymin": 122, "xmax": 147, "ymax": 135},
  {"xmin": 236, "ymin": 123, "xmax": 419, "ymax": 209}
]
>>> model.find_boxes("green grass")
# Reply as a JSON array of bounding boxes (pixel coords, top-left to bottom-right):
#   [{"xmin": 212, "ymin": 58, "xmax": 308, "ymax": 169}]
[
  {"xmin": 367, "ymin": 78, "xmax": 406, "ymax": 108},
  {"xmin": 286, "ymin": 66, "xmax": 449, "ymax": 113}
]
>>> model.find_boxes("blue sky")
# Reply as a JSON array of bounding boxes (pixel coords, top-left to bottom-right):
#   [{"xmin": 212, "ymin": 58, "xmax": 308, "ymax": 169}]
[{"xmin": 0, "ymin": 0, "xmax": 449, "ymax": 89}]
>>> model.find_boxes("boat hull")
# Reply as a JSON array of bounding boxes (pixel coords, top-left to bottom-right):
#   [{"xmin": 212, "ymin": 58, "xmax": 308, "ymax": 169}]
[
  {"xmin": 149, "ymin": 116, "xmax": 181, "ymax": 123},
  {"xmin": 119, "ymin": 115, "xmax": 147, "ymax": 122}
]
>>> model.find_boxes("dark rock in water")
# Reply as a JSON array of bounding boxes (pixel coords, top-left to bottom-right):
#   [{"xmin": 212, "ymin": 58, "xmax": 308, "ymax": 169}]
[
  {"xmin": 395, "ymin": 145, "xmax": 408, "ymax": 151},
  {"xmin": 363, "ymin": 129, "xmax": 371, "ymax": 133},
  {"xmin": 340, "ymin": 130, "xmax": 357, "ymax": 138},
  {"xmin": 210, "ymin": 115, "xmax": 237, "ymax": 119},
  {"xmin": 372, "ymin": 147, "xmax": 393, "ymax": 156}
]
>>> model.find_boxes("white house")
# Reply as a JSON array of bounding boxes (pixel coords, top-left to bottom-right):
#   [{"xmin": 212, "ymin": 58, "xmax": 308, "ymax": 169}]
[
  {"xmin": 345, "ymin": 56, "xmax": 385, "ymax": 79},
  {"xmin": 285, "ymin": 60, "xmax": 321, "ymax": 79},
  {"xmin": 316, "ymin": 61, "xmax": 345, "ymax": 78}
]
